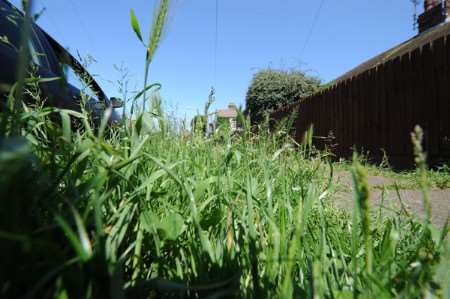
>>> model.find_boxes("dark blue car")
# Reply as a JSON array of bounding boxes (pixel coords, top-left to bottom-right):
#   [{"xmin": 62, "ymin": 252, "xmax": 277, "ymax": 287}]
[{"xmin": 0, "ymin": 0, "xmax": 122, "ymax": 123}]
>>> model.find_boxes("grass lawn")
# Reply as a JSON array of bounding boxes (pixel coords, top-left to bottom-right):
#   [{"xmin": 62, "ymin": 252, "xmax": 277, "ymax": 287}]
[{"xmin": 1, "ymin": 107, "xmax": 448, "ymax": 298}]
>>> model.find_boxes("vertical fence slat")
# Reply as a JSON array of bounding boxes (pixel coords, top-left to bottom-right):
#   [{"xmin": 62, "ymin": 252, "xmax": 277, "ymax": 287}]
[
  {"xmin": 350, "ymin": 76, "xmax": 356, "ymax": 153},
  {"xmin": 356, "ymin": 74, "xmax": 363, "ymax": 153},
  {"xmin": 364, "ymin": 71, "xmax": 370, "ymax": 155},
  {"xmin": 430, "ymin": 42, "xmax": 440, "ymax": 158},
  {"xmin": 421, "ymin": 43, "xmax": 436, "ymax": 156},
  {"xmin": 411, "ymin": 47, "xmax": 422, "ymax": 162},
  {"xmin": 346, "ymin": 78, "xmax": 352, "ymax": 157},
  {"xmin": 433, "ymin": 37, "xmax": 446, "ymax": 161},
  {"xmin": 391, "ymin": 57, "xmax": 401, "ymax": 156},
  {"xmin": 337, "ymin": 83, "xmax": 343, "ymax": 155},
  {"xmin": 401, "ymin": 52, "xmax": 413, "ymax": 161},
  {"xmin": 380, "ymin": 60, "xmax": 389, "ymax": 156},
  {"xmin": 445, "ymin": 34, "xmax": 450, "ymax": 159},
  {"xmin": 373, "ymin": 66, "xmax": 382, "ymax": 159},
  {"xmin": 361, "ymin": 72, "xmax": 368, "ymax": 154},
  {"xmin": 445, "ymin": 34, "xmax": 450, "ymax": 148},
  {"xmin": 365, "ymin": 68, "xmax": 376, "ymax": 158},
  {"xmin": 352, "ymin": 76, "xmax": 358, "ymax": 152},
  {"xmin": 336, "ymin": 83, "xmax": 342, "ymax": 154}
]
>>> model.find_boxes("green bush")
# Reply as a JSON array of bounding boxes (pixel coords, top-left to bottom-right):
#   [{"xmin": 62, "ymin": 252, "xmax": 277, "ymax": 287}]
[{"xmin": 245, "ymin": 68, "xmax": 320, "ymax": 124}]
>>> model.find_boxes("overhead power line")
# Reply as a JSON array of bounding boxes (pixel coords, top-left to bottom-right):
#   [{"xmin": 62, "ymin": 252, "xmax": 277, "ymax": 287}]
[
  {"xmin": 213, "ymin": 0, "xmax": 219, "ymax": 86},
  {"xmin": 300, "ymin": 0, "xmax": 326, "ymax": 59}
]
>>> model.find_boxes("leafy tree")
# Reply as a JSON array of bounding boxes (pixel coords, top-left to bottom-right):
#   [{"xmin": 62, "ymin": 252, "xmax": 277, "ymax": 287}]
[{"xmin": 245, "ymin": 68, "xmax": 320, "ymax": 124}]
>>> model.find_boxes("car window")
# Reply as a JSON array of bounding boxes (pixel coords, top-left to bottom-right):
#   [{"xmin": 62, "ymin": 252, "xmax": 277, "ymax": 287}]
[
  {"xmin": 61, "ymin": 62, "xmax": 100, "ymax": 102},
  {"xmin": 29, "ymin": 26, "xmax": 51, "ymax": 67},
  {"xmin": 32, "ymin": 27, "xmax": 64, "ymax": 74},
  {"xmin": 28, "ymin": 39, "xmax": 43, "ymax": 66}
]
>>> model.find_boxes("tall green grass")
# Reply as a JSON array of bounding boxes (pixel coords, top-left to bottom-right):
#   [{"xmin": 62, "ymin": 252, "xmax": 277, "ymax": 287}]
[
  {"xmin": 1, "ymin": 94, "xmax": 449, "ymax": 297},
  {"xmin": 0, "ymin": 1, "xmax": 449, "ymax": 298}
]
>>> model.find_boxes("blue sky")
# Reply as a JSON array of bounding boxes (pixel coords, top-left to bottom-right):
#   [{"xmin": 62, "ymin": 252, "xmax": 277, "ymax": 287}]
[{"xmin": 11, "ymin": 0, "xmax": 419, "ymax": 119}]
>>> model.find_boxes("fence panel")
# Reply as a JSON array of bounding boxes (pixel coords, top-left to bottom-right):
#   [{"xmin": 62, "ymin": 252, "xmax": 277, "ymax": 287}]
[
  {"xmin": 400, "ymin": 52, "xmax": 413, "ymax": 158},
  {"xmin": 270, "ymin": 31, "xmax": 450, "ymax": 168},
  {"xmin": 433, "ymin": 37, "xmax": 446, "ymax": 156},
  {"xmin": 447, "ymin": 35, "xmax": 450, "ymax": 142},
  {"xmin": 362, "ymin": 70, "xmax": 371, "ymax": 155}
]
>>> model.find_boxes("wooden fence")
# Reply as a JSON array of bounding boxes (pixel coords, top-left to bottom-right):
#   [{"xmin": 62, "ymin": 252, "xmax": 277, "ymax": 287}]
[{"xmin": 272, "ymin": 33, "xmax": 450, "ymax": 168}]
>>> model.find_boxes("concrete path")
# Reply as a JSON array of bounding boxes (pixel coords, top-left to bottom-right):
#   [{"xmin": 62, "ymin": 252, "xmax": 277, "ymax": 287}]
[{"xmin": 332, "ymin": 171, "xmax": 450, "ymax": 228}]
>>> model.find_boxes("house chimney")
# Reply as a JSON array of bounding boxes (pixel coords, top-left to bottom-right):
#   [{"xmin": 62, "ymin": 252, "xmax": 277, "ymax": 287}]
[
  {"xmin": 418, "ymin": 0, "xmax": 447, "ymax": 33},
  {"xmin": 424, "ymin": 0, "xmax": 440, "ymax": 11},
  {"xmin": 446, "ymin": 0, "xmax": 450, "ymax": 20}
]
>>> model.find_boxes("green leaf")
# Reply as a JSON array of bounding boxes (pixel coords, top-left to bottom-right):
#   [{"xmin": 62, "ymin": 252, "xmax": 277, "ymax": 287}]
[
  {"xmin": 141, "ymin": 210, "xmax": 185, "ymax": 241},
  {"xmin": 55, "ymin": 210, "xmax": 92, "ymax": 262},
  {"xmin": 159, "ymin": 213, "xmax": 185, "ymax": 241},
  {"xmin": 59, "ymin": 110, "xmax": 71, "ymax": 143},
  {"xmin": 133, "ymin": 83, "xmax": 161, "ymax": 101},
  {"xmin": 130, "ymin": 9, "xmax": 144, "ymax": 43},
  {"xmin": 98, "ymin": 107, "xmax": 112, "ymax": 140},
  {"xmin": 70, "ymin": 206, "xmax": 93, "ymax": 260},
  {"xmin": 193, "ymin": 176, "xmax": 217, "ymax": 201},
  {"xmin": 24, "ymin": 76, "xmax": 61, "ymax": 84}
]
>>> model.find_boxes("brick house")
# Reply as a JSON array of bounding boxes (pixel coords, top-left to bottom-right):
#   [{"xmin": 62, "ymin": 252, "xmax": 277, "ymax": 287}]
[{"xmin": 215, "ymin": 103, "xmax": 239, "ymax": 132}]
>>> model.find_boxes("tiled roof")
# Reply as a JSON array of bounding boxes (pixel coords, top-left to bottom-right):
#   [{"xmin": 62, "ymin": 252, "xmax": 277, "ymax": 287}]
[{"xmin": 217, "ymin": 108, "xmax": 237, "ymax": 118}]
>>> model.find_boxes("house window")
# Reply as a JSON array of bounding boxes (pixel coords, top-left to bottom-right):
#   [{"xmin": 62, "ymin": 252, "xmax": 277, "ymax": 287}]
[{"xmin": 230, "ymin": 118, "xmax": 237, "ymax": 131}]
